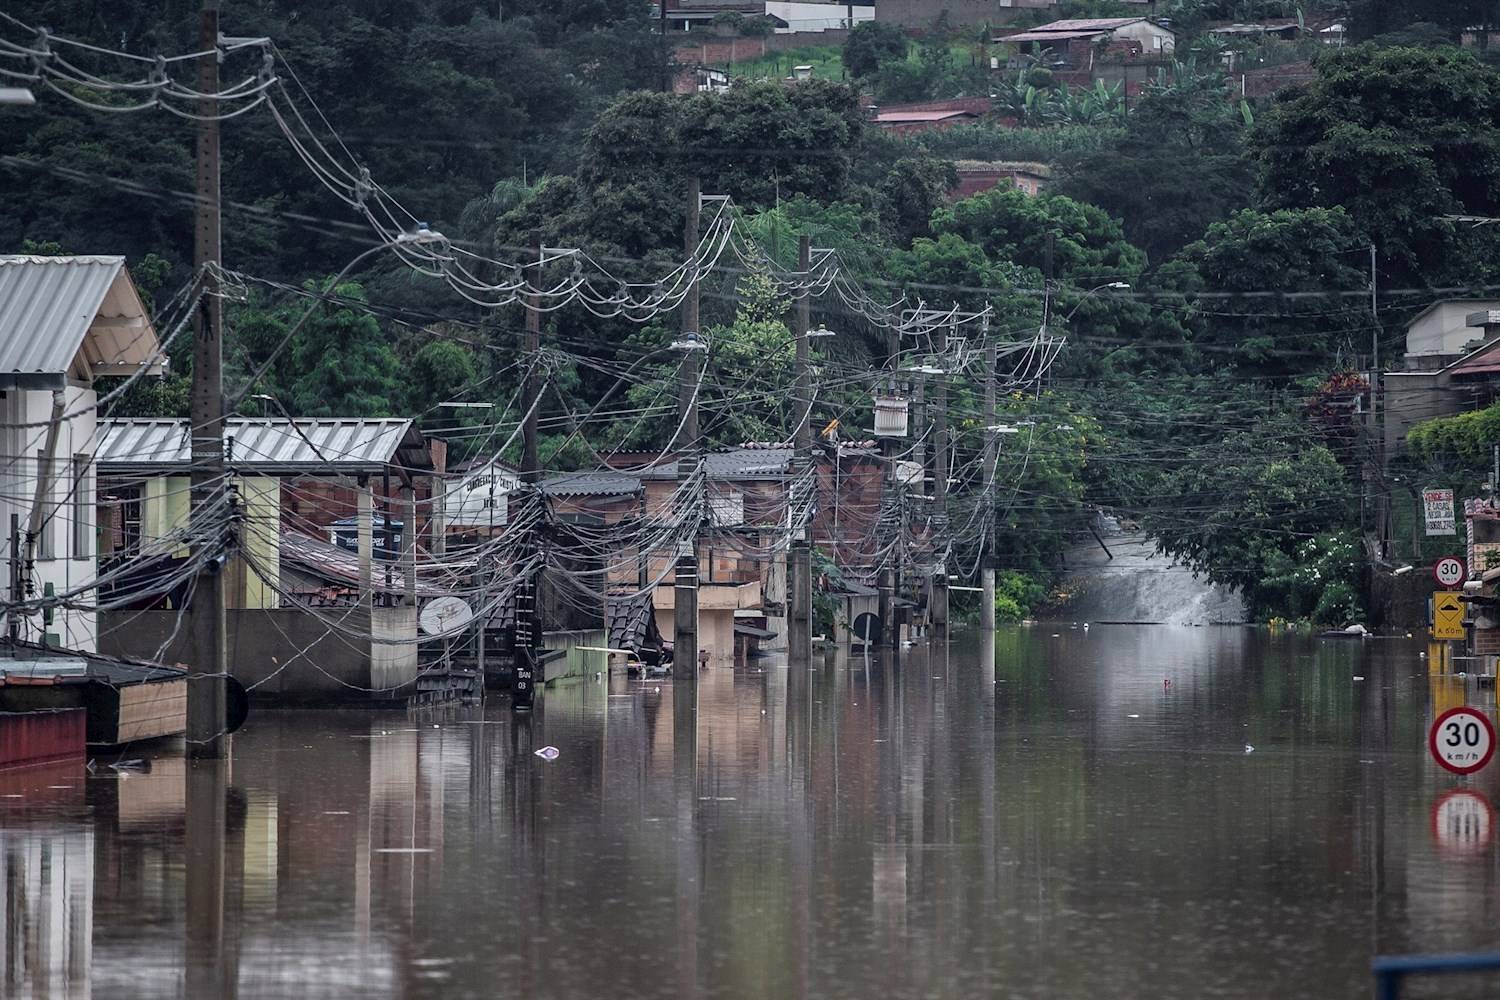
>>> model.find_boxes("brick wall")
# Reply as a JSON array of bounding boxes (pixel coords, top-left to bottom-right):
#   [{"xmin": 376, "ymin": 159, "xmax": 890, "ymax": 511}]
[{"xmin": 675, "ymin": 27, "xmax": 851, "ymax": 67}]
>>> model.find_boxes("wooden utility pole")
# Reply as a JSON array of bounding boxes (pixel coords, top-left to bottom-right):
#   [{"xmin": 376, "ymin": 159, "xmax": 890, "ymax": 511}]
[
  {"xmin": 675, "ymin": 179, "xmax": 701, "ymax": 676},
  {"xmin": 789, "ymin": 235, "xmax": 812, "ymax": 667},
  {"xmin": 514, "ymin": 231, "xmax": 543, "ymax": 710},
  {"xmin": 980, "ymin": 323, "xmax": 997, "ymax": 631},
  {"xmin": 186, "ymin": 0, "xmax": 228, "ymax": 759},
  {"xmin": 929, "ymin": 316, "xmax": 949, "ymax": 633}
]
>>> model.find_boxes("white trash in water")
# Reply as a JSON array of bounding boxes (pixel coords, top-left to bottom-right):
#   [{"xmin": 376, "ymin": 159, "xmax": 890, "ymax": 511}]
[
  {"xmin": 534, "ymin": 746, "xmax": 560, "ymax": 761},
  {"xmin": 1244, "ymin": 744, "xmax": 1254, "ymax": 754}
]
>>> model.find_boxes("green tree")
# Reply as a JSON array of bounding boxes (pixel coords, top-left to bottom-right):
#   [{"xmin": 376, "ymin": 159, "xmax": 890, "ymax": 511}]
[
  {"xmin": 843, "ymin": 21, "xmax": 909, "ymax": 78},
  {"xmin": 932, "ymin": 187, "xmax": 1145, "ymax": 283},
  {"xmin": 1163, "ymin": 207, "xmax": 1373, "ymax": 373},
  {"xmin": 407, "ymin": 341, "xmax": 479, "ymax": 426},
  {"xmin": 1252, "ymin": 45, "xmax": 1500, "ymax": 290},
  {"xmin": 1144, "ymin": 413, "xmax": 1358, "ymax": 620}
]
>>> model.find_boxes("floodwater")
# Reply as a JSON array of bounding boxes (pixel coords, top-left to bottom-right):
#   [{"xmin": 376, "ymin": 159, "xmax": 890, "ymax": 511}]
[{"xmin": 3, "ymin": 626, "xmax": 1499, "ymax": 999}]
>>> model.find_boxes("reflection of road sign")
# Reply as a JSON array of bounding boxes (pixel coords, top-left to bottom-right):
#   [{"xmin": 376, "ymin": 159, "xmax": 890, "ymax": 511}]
[
  {"xmin": 852, "ymin": 612, "xmax": 882, "ymax": 645},
  {"xmin": 1429, "ymin": 706, "xmax": 1497, "ymax": 775},
  {"xmin": 1434, "ymin": 556, "xmax": 1467, "ymax": 588},
  {"xmin": 1431, "ymin": 789, "xmax": 1495, "ymax": 858},
  {"xmin": 1432, "ymin": 591, "xmax": 1466, "ymax": 641}
]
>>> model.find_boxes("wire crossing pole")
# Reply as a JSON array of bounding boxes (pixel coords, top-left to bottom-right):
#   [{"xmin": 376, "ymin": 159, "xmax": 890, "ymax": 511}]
[
  {"xmin": 187, "ymin": 0, "xmax": 228, "ymax": 759},
  {"xmin": 980, "ymin": 322, "xmax": 997, "ymax": 631},
  {"xmin": 514, "ymin": 231, "xmax": 543, "ymax": 711},
  {"xmin": 675, "ymin": 179, "xmax": 701, "ymax": 679},
  {"xmin": 930, "ymin": 315, "xmax": 949, "ymax": 635},
  {"xmin": 877, "ymin": 314, "xmax": 898, "ymax": 649},
  {"xmin": 789, "ymin": 236, "xmax": 812, "ymax": 668}
]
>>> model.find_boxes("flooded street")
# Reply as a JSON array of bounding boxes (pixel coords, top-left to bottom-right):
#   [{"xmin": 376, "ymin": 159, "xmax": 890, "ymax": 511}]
[{"xmin": 4, "ymin": 625, "xmax": 1499, "ymax": 999}]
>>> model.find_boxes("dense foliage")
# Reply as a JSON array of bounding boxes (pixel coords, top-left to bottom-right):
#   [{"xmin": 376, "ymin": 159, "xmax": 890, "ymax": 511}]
[{"xmin": 11, "ymin": 2, "xmax": 1500, "ymax": 624}]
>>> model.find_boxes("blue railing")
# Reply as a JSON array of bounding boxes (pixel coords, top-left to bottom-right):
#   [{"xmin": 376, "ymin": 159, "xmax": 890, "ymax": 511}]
[{"xmin": 1372, "ymin": 951, "xmax": 1500, "ymax": 999}]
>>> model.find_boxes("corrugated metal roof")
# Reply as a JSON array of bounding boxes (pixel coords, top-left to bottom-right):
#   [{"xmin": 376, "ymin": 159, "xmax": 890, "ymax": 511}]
[
  {"xmin": 0, "ymin": 255, "xmax": 161, "ymax": 386},
  {"xmin": 96, "ymin": 417, "xmax": 419, "ymax": 474},
  {"xmin": 876, "ymin": 109, "xmax": 977, "ymax": 122},
  {"xmin": 541, "ymin": 471, "xmax": 643, "ymax": 497},
  {"xmin": 638, "ymin": 447, "xmax": 796, "ymax": 480},
  {"xmin": 1035, "ymin": 17, "xmax": 1145, "ymax": 30},
  {"xmin": 1002, "ymin": 28, "xmax": 1109, "ymax": 42}
]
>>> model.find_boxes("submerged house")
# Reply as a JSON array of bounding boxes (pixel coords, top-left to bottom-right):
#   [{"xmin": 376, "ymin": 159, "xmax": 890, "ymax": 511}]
[
  {"xmin": 0, "ymin": 255, "xmax": 166, "ymax": 652},
  {"xmin": 92, "ymin": 416, "xmax": 442, "ymax": 703}
]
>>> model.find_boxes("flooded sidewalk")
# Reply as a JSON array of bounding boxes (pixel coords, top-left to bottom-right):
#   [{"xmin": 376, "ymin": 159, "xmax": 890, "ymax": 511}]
[{"xmin": 0, "ymin": 626, "xmax": 1493, "ymax": 999}]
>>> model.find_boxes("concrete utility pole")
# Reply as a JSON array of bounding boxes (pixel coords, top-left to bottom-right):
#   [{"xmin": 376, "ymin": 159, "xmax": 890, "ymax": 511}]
[
  {"xmin": 929, "ymin": 316, "xmax": 949, "ymax": 633},
  {"xmin": 675, "ymin": 179, "xmax": 701, "ymax": 677},
  {"xmin": 789, "ymin": 235, "xmax": 813, "ymax": 667},
  {"xmin": 186, "ymin": 0, "xmax": 228, "ymax": 759},
  {"xmin": 980, "ymin": 323, "xmax": 997, "ymax": 631},
  {"xmin": 514, "ymin": 231, "xmax": 543, "ymax": 710},
  {"xmin": 876, "ymin": 318, "xmax": 899, "ymax": 648}
]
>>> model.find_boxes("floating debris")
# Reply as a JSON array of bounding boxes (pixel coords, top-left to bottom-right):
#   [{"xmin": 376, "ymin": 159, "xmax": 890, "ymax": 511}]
[
  {"xmin": 534, "ymin": 746, "xmax": 560, "ymax": 761},
  {"xmin": 1244, "ymin": 744, "xmax": 1255, "ymax": 754}
]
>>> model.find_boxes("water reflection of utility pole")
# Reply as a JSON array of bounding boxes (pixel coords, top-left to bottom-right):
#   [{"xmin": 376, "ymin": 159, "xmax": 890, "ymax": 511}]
[
  {"xmin": 673, "ymin": 680, "xmax": 700, "ymax": 999},
  {"xmin": 185, "ymin": 759, "xmax": 235, "ymax": 1000}
]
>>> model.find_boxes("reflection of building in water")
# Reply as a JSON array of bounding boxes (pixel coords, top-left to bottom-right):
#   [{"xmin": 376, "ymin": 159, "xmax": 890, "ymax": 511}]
[{"xmin": 0, "ymin": 827, "xmax": 94, "ymax": 998}]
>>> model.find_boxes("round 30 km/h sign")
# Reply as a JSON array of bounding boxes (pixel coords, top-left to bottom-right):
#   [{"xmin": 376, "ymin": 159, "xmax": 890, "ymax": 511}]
[
  {"xmin": 1434, "ymin": 555, "xmax": 1467, "ymax": 588},
  {"xmin": 1429, "ymin": 707, "xmax": 1498, "ymax": 775}
]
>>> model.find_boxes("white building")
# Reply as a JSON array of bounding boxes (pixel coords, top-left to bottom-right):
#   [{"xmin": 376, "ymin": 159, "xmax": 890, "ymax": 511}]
[
  {"xmin": 1403, "ymin": 299, "xmax": 1500, "ymax": 369},
  {"xmin": 0, "ymin": 255, "xmax": 164, "ymax": 650}
]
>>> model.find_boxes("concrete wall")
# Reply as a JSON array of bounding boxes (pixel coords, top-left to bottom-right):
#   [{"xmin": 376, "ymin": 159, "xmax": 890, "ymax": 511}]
[
  {"xmin": 543, "ymin": 628, "xmax": 609, "ymax": 682},
  {"xmin": 100, "ymin": 606, "xmax": 419, "ymax": 706},
  {"xmin": 0, "ymin": 384, "xmax": 99, "ymax": 651},
  {"xmin": 1383, "ymin": 372, "xmax": 1466, "ymax": 462}
]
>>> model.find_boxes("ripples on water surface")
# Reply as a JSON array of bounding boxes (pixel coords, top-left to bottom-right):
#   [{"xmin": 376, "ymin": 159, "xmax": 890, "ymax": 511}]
[{"xmin": 2, "ymin": 625, "xmax": 1497, "ymax": 999}]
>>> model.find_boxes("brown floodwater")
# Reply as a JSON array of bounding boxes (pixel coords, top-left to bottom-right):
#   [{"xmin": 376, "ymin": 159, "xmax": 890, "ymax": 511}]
[{"xmin": 2, "ymin": 625, "xmax": 1498, "ymax": 999}]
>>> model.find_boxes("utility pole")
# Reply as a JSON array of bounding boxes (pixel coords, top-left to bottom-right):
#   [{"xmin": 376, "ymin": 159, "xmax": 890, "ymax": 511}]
[
  {"xmin": 929, "ymin": 315, "xmax": 949, "ymax": 634},
  {"xmin": 877, "ymin": 317, "xmax": 899, "ymax": 648},
  {"xmin": 789, "ymin": 235, "xmax": 812, "ymax": 667},
  {"xmin": 186, "ymin": 0, "xmax": 228, "ymax": 759},
  {"xmin": 514, "ymin": 231, "xmax": 543, "ymax": 711},
  {"xmin": 980, "ymin": 321, "xmax": 997, "ymax": 631},
  {"xmin": 675, "ymin": 179, "xmax": 701, "ymax": 677}
]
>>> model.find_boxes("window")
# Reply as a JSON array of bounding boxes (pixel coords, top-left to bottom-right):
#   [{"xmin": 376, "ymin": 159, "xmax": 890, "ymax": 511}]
[
  {"xmin": 34, "ymin": 451, "xmax": 52, "ymax": 560},
  {"xmin": 72, "ymin": 455, "xmax": 90, "ymax": 559}
]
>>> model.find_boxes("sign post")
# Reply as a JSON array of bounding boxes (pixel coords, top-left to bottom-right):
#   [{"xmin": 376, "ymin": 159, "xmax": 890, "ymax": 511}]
[
  {"xmin": 1424, "ymin": 487, "xmax": 1456, "ymax": 535},
  {"xmin": 1429, "ymin": 706, "xmax": 1497, "ymax": 775}
]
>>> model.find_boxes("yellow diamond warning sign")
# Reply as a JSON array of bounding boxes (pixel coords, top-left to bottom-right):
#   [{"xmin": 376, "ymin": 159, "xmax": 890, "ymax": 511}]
[{"xmin": 1433, "ymin": 591, "xmax": 1466, "ymax": 641}]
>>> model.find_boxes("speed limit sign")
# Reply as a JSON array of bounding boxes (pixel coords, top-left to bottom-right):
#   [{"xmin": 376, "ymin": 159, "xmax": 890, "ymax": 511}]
[
  {"xmin": 1434, "ymin": 555, "xmax": 1467, "ymax": 588},
  {"xmin": 1429, "ymin": 707, "xmax": 1497, "ymax": 775}
]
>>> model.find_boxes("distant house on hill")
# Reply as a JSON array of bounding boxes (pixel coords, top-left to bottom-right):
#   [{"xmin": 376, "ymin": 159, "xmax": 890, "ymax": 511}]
[
  {"xmin": 996, "ymin": 17, "xmax": 1176, "ymax": 68},
  {"xmin": 875, "ymin": 0, "xmax": 1153, "ymax": 32},
  {"xmin": 949, "ymin": 161, "xmax": 1052, "ymax": 200}
]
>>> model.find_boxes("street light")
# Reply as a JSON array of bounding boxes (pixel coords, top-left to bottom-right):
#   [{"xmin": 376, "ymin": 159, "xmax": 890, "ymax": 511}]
[{"xmin": 0, "ymin": 88, "xmax": 36, "ymax": 105}]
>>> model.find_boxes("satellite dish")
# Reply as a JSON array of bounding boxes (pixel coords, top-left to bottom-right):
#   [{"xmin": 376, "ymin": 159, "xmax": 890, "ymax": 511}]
[{"xmin": 419, "ymin": 596, "xmax": 475, "ymax": 637}]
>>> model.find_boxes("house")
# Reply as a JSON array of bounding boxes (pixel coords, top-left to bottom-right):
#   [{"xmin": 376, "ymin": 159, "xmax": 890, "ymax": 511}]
[
  {"xmin": 1402, "ymin": 300, "xmax": 1500, "ymax": 370},
  {"xmin": 0, "ymin": 255, "xmax": 165, "ymax": 652},
  {"xmin": 92, "ymin": 416, "xmax": 442, "ymax": 704},
  {"xmin": 875, "ymin": 0, "xmax": 1152, "ymax": 32},
  {"xmin": 874, "ymin": 107, "xmax": 981, "ymax": 134},
  {"xmin": 998, "ymin": 17, "xmax": 1176, "ymax": 68},
  {"xmin": 950, "ymin": 160, "xmax": 1052, "ymax": 200},
  {"xmin": 764, "ymin": 2, "xmax": 872, "ymax": 31}
]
